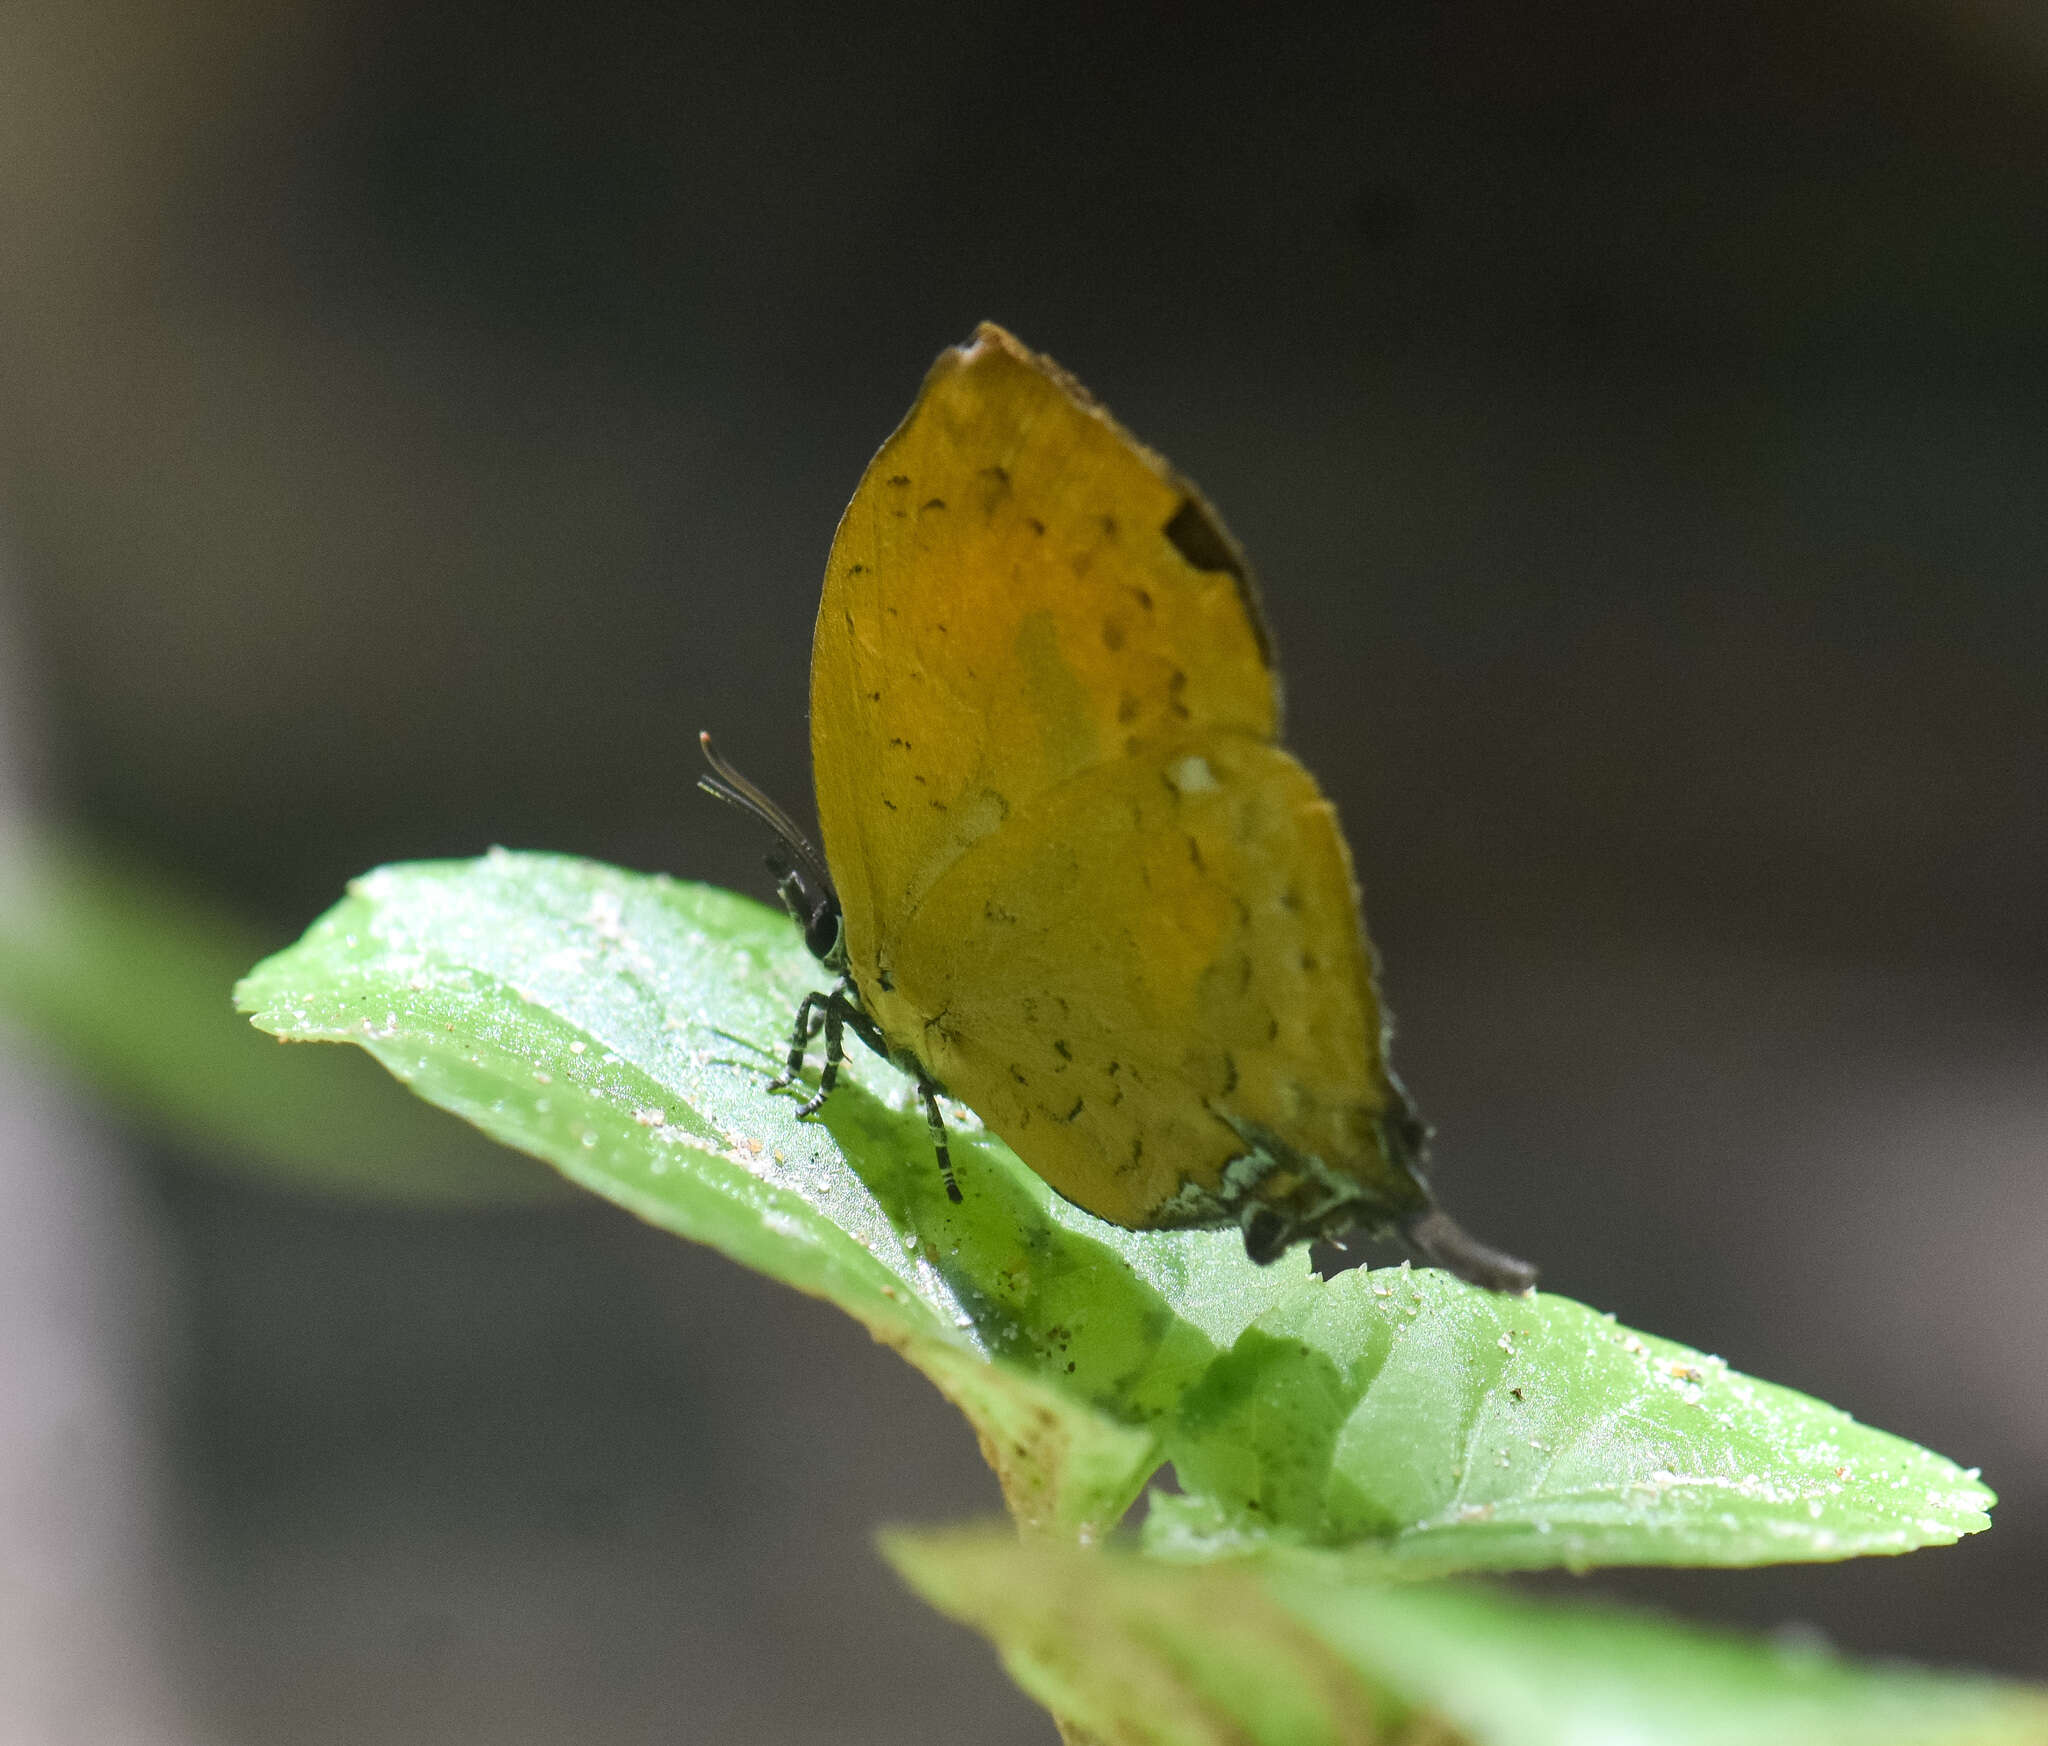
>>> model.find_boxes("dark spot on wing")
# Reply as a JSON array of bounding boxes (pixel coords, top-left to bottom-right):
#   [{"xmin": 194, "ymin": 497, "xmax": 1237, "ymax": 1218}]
[
  {"xmin": 1300, "ymin": 951, "xmax": 1319, "ymax": 972},
  {"xmin": 921, "ymin": 497, "xmax": 947, "ymax": 513},
  {"xmin": 1027, "ymin": 516, "xmax": 1047, "ymax": 536},
  {"xmin": 1061, "ymin": 1097, "xmax": 1084, "ymax": 1122},
  {"xmin": 1099, "ymin": 514, "xmax": 1118, "ymax": 540},
  {"xmin": 1222, "ymin": 1052, "xmax": 1239, "ymax": 1093},
  {"xmin": 976, "ymin": 465, "xmax": 1011, "ymax": 516},
  {"xmin": 1117, "ymin": 692, "xmax": 1141, "ymax": 724},
  {"xmin": 1186, "ymin": 835, "xmax": 1205, "ymax": 872},
  {"xmin": 1101, "ymin": 618, "xmax": 1125, "ymax": 651},
  {"xmin": 1010, "ymin": 1065, "xmax": 1029, "ymax": 1086},
  {"xmin": 1165, "ymin": 495, "xmax": 1240, "ymax": 576},
  {"xmin": 877, "ymin": 967, "xmax": 895, "ymax": 991},
  {"xmin": 887, "ymin": 474, "xmax": 911, "ymax": 487},
  {"xmin": 1168, "ymin": 669, "xmax": 1190, "ymax": 718},
  {"xmin": 1052, "ymin": 1039, "xmax": 1072, "ymax": 1061},
  {"xmin": 1163, "ymin": 493, "xmax": 1275, "ymax": 670}
]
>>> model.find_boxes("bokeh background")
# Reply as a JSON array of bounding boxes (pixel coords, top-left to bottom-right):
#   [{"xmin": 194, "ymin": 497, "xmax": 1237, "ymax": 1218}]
[{"xmin": 1, "ymin": 2, "xmax": 2043, "ymax": 1740}]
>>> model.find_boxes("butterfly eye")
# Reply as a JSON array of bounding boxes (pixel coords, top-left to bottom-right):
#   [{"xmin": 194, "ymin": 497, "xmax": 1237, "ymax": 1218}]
[{"xmin": 803, "ymin": 903, "xmax": 842, "ymax": 965}]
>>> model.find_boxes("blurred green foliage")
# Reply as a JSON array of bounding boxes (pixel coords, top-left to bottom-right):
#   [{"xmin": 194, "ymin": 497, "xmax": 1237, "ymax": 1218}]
[
  {"xmin": 0, "ymin": 829, "xmax": 556, "ymax": 1201},
  {"xmin": 887, "ymin": 1525, "xmax": 2048, "ymax": 1746}
]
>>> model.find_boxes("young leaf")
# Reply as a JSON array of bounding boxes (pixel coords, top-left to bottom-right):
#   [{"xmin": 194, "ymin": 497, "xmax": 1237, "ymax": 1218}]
[
  {"xmin": 236, "ymin": 852, "xmax": 1993, "ymax": 1567},
  {"xmin": 884, "ymin": 1524, "xmax": 2048, "ymax": 1746},
  {"xmin": 1140, "ymin": 1262, "xmax": 1993, "ymax": 1574}
]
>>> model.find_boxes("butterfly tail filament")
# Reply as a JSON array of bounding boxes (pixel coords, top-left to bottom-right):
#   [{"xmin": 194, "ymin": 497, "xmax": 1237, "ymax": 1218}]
[{"xmin": 1401, "ymin": 1206, "xmax": 1537, "ymax": 1295}]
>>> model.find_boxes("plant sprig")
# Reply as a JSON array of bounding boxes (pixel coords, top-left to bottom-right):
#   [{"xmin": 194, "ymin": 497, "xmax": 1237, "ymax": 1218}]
[{"xmin": 236, "ymin": 851, "xmax": 1992, "ymax": 1568}]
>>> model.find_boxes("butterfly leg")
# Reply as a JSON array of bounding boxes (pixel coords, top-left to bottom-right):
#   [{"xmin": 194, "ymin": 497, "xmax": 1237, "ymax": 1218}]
[
  {"xmin": 768, "ymin": 989, "xmax": 827, "ymax": 1093},
  {"xmin": 918, "ymin": 1081, "xmax": 964, "ymax": 1204},
  {"xmin": 793, "ymin": 993, "xmax": 851, "ymax": 1119}
]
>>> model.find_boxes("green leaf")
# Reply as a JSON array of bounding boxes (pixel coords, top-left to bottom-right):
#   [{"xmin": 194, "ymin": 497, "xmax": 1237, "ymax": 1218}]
[
  {"xmin": 1140, "ymin": 1265, "xmax": 1993, "ymax": 1575},
  {"xmin": 884, "ymin": 1524, "xmax": 2048, "ymax": 1746},
  {"xmin": 0, "ymin": 831, "xmax": 555, "ymax": 1203},
  {"xmin": 236, "ymin": 852, "xmax": 1994, "ymax": 1564}
]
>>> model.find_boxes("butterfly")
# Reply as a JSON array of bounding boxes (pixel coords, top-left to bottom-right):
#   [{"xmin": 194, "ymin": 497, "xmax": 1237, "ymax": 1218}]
[{"xmin": 702, "ymin": 324, "xmax": 1533, "ymax": 1291}]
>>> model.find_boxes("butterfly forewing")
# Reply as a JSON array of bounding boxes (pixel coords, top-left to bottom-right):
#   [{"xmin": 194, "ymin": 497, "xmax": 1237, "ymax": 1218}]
[{"xmin": 812, "ymin": 325, "xmax": 1276, "ymax": 964}]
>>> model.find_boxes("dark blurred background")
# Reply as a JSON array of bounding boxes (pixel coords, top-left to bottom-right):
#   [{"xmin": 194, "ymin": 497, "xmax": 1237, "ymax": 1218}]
[{"xmin": 0, "ymin": 2, "xmax": 2042, "ymax": 1740}]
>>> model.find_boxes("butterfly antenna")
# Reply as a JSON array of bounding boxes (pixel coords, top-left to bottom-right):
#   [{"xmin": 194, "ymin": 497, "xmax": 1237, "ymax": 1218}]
[{"xmin": 696, "ymin": 732, "xmax": 837, "ymax": 902}]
